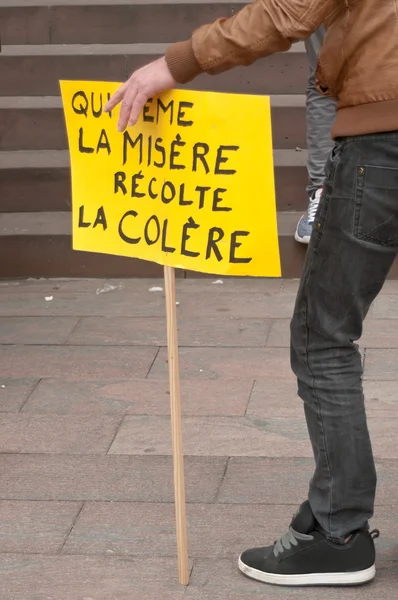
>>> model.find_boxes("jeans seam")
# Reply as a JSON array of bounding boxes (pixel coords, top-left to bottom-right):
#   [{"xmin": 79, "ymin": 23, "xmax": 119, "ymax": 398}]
[
  {"xmin": 301, "ymin": 185, "xmax": 334, "ymax": 536},
  {"xmin": 303, "ymin": 291, "xmax": 334, "ymax": 536},
  {"xmin": 300, "ymin": 159, "xmax": 337, "ymax": 537}
]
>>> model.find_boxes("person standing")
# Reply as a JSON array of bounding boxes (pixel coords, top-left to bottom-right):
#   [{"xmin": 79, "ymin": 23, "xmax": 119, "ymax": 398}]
[
  {"xmin": 295, "ymin": 27, "xmax": 336, "ymax": 244},
  {"xmin": 106, "ymin": 0, "xmax": 398, "ymax": 587}
]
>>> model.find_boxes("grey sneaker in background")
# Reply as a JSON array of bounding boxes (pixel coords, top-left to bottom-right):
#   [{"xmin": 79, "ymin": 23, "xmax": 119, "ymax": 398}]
[{"xmin": 294, "ymin": 188, "xmax": 323, "ymax": 244}]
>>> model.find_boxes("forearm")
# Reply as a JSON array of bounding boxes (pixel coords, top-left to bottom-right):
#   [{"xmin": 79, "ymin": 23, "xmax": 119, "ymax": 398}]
[{"xmin": 166, "ymin": 0, "xmax": 337, "ymax": 83}]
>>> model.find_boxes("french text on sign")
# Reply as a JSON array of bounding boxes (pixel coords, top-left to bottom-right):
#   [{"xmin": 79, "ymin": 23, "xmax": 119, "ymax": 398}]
[{"xmin": 60, "ymin": 81, "xmax": 281, "ymax": 277}]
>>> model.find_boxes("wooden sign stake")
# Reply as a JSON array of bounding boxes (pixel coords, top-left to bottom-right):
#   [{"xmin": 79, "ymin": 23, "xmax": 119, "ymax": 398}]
[{"xmin": 164, "ymin": 265, "xmax": 190, "ymax": 585}]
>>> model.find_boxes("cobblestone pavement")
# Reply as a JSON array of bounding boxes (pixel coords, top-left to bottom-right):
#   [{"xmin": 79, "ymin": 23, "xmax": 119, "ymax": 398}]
[{"xmin": 0, "ymin": 277, "xmax": 397, "ymax": 599}]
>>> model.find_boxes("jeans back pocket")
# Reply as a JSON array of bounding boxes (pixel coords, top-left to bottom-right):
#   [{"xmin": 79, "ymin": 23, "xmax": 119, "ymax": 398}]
[{"xmin": 354, "ymin": 165, "xmax": 398, "ymax": 248}]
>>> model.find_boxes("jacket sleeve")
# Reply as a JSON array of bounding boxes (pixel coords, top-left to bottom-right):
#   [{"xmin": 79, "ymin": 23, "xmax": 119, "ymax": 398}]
[{"xmin": 166, "ymin": 0, "xmax": 338, "ymax": 83}]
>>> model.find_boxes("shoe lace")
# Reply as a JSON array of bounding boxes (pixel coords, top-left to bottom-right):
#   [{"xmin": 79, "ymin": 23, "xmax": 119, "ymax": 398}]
[
  {"xmin": 370, "ymin": 529, "xmax": 380, "ymax": 540},
  {"xmin": 273, "ymin": 528, "xmax": 300, "ymax": 557},
  {"xmin": 273, "ymin": 527, "xmax": 379, "ymax": 559},
  {"xmin": 307, "ymin": 188, "xmax": 323, "ymax": 223}
]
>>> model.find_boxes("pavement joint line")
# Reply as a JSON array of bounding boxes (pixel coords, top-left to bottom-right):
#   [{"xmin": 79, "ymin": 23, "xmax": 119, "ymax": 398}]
[
  {"xmin": 184, "ymin": 562, "xmax": 196, "ymax": 596},
  {"xmin": 263, "ymin": 321, "xmax": 274, "ymax": 347},
  {"xmin": 145, "ymin": 346, "xmax": 161, "ymax": 378},
  {"xmin": 243, "ymin": 380, "xmax": 256, "ymax": 417},
  {"xmin": 105, "ymin": 416, "xmax": 126, "ymax": 455},
  {"xmin": 213, "ymin": 457, "xmax": 230, "ymax": 503},
  {"xmin": 17, "ymin": 377, "xmax": 41, "ymax": 413},
  {"xmin": 58, "ymin": 501, "xmax": 84, "ymax": 554},
  {"xmin": 0, "ymin": 343, "xmax": 285, "ymax": 348},
  {"xmin": 0, "ymin": 499, "xmax": 312, "ymax": 506},
  {"xmin": 0, "ymin": 410, "xmax": 252, "ymax": 417},
  {"xmin": 63, "ymin": 316, "xmax": 82, "ymax": 345},
  {"xmin": 363, "ymin": 346, "xmax": 368, "ymax": 373},
  {"xmin": 0, "ymin": 451, "xmax": 313, "ymax": 457},
  {"xmin": 0, "ymin": 452, "xmax": 396, "ymax": 462}
]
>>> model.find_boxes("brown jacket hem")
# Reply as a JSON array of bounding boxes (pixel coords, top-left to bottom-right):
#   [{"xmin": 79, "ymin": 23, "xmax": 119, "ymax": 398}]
[{"xmin": 332, "ymin": 100, "xmax": 398, "ymax": 139}]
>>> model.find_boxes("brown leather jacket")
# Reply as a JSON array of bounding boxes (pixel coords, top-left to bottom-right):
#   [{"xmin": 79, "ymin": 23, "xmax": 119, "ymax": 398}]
[{"xmin": 166, "ymin": 0, "xmax": 398, "ymax": 138}]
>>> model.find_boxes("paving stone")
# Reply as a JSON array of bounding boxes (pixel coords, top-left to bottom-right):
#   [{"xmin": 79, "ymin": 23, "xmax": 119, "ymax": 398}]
[
  {"xmin": 0, "ymin": 501, "xmax": 81, "ymax": 554},
  {"xmin": 0, "ymin": 287, "xmax": 295, "ymax": 320},
  {"xmin": 176, "ymin": 293, "xmax": 297, "ymax": 319},
  {"xmin": 23, "ymin": 378, "xmax": 252, "ymax": 416},
  {"xmin": 109, "ymin": 415, "xmax": 398, "ymax": 459},
  {"xmin": 67, "ymin": 316, "xmax": 167, "ymax": 347},
  {"xmin": 0, "ymin": 345, "xmax": 157, "ymax": 379},
  {"xmin": 367, "ymin": 419, "xmax": 398, "ymax": 458},
  {"xmin": 149, "ymin": 347, "xmax": 294, "ymax": 380},
  {"xmin": 0, "ymin": 291, "xmax": 165, "ymax": 317},
  {"xmin": 217, "ymin": 457, "xmax": 398, "ymax": 506},
  {"xmin": 0, "ymin": 414, "xmax": 120, "ymax": 455},
  {"xmin": 0, "ymin": 455, "xmax": 226, "ymax": 504},
  {"xmin": 63, "ymin": 502, "xmax": 296, "ymax": 558},
  {"xmin": 0, "ymin": 276, "xmax": 397, "ymax": 600},
  {"xmin": 0, "ymin": 288, "xmax": 293, "ymax": 320},
  {"xmin": 217, "ymin": 457, "xmax": 311, "ymax": 504},
  {"xmin": 0, "ymin": 278, "xmax": 163, "ymax": 295},
  {"xmin": 379, "ymin": 280, "xmax": 398, "ymax": 294},
  {"xmin": 187, "ymin": 557, "xmax": 398, "ymax": 599},
  {"xmin": 247, "ymin": 382, "xmax": 398, "ymax": 424},
  {"xmin": 99, "ymin": 278, "xmax": 280, "ymax": 296},
  {"xmin": 374, "ymin": 460, "xmax": 398, "ymax": 505},
  {"xmin": 372, "ymin": 294, "xmax": 398, "ymax": 318},
  {"xmin": 0, "ymin": 278, "xmax": 108, "ymax": 294},
  {"xmin": 281, "ymin": 279, "xmax": 300, "ymax": 294},
  {"xmin": 266, "ymin": 319, "xmax": 290, "ymax": 347},
  {"xmin": 247, "ymin": 379, "xmax": 398, "ymax": 419},
  {"xmin": 0, "ymin": 316, "xmax": 78, "ymax": 344},
  {"xmin": 109, "ymin": 416, "xmax": 311, "ymax": 457},
  {"xmin": 67, "ymin": 317, "xmax": 270, "ymax": 347},
  {"xmin": 174, "ymin": 278, "xmax": 283, "ymax": 294},
  {"xmin": 361, "ymin": 320, "xmax": 398, "ymax": 348},
  {"xmin": 246, "ymin": 380, "xmax": 301, "ymax": 418},
  {"xmin": 369, "ymin": 508, "xmax": 398, "ymax": 554},
  {"xmin": 0, "ymin": 555, "xmax": 186, "ymax": 600},
  {"xmin": 364, "ymin": 381, "xmax": 398, "ymax": 415},
  {"xmin": 0, "ymin": 378, "xmax": 38, "ymax": 412},
  {"xmin": 364, "ymin": 349, "xmax": 398, "ymax": 380},
  {"xmin": 266, "ymin": 317, "xmax": 396, "ymax": 349}
]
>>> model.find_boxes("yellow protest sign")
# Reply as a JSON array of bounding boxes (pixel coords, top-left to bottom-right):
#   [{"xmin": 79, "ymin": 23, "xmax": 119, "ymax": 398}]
[{"xmin": 60, "ymin": 81, "xmax": 280, "ymax": 277}]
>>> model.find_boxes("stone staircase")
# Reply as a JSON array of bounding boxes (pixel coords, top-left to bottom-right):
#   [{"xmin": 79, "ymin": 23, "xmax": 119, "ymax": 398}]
[{"xmin": 0, "ymin": 0, "xmax": 327, "ymax": 278}]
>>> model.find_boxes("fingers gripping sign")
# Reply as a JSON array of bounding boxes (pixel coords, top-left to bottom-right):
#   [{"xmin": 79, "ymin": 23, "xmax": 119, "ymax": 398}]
[{"xmin": 104, "ymin": 57, "xmax": 177, "ymax": 131}]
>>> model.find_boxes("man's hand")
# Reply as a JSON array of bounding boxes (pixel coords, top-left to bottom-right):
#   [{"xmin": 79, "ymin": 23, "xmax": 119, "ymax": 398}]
[{"xmin": 104, "ymin": 56, "xmax": 177, "ymax": 132}]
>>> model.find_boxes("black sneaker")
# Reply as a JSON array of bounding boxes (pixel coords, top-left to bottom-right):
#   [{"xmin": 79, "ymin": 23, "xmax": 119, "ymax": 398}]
[{"xmin": 238, "ymin": 501, "xmax": 378, "ymax": 587}]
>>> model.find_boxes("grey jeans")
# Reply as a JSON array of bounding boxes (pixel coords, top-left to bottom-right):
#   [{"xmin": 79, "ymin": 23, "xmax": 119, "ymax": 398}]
[
  {"xmin": 291, "ymin": 132, "xmax": 398, "ymax": 541},
  {"xmin": 305, "ymin": 27, "xmax": 336, "ymax": 196}
]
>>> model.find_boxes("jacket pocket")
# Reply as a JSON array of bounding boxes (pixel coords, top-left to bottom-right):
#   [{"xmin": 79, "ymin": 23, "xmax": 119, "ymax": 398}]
[{"xmin": 354, "ymin": 165, "xmax": 398, "ymax": 248}]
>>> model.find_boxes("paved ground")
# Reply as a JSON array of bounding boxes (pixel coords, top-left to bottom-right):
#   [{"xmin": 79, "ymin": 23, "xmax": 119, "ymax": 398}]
[{"xmin": 0, "ymin": 276, "xmax": 397, "ymax": 599}]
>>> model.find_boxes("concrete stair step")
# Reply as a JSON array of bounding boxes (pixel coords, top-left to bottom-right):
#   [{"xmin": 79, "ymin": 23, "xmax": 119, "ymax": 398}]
[
  {"xmin": 2, "ymin": 210, "xmax": 398, "ymax": 279},
  {"xmin": 0, "ymin": 95, "xmax": 307, "ymax": 152},
  {"xmin": 2, "ymin": 1, "xmax": 247, "ymax": 45},
  {"xmin": 1, "ymin": 1, "xmax": 297, "ymax": 47},
  {"xmin": 0, "ymin": 149, "xmax": 308, "ymax": 213},
  {"xmin": 0, "ymin": 43, "xmax": 308, "ymax": 96},
  {"xmin": 0, "ymin": 210, "xmax": 307, "ymax": 278}
]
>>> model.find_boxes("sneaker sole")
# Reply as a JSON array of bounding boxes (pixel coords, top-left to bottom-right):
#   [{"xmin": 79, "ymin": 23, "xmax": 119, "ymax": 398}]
[
  {"xmin": 294, "ymin": 230, "xmax": 311, "ymax": 245},
  {"xmin": 238, "ymin": 556, "xmax": 376, "ymax": 587}
]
